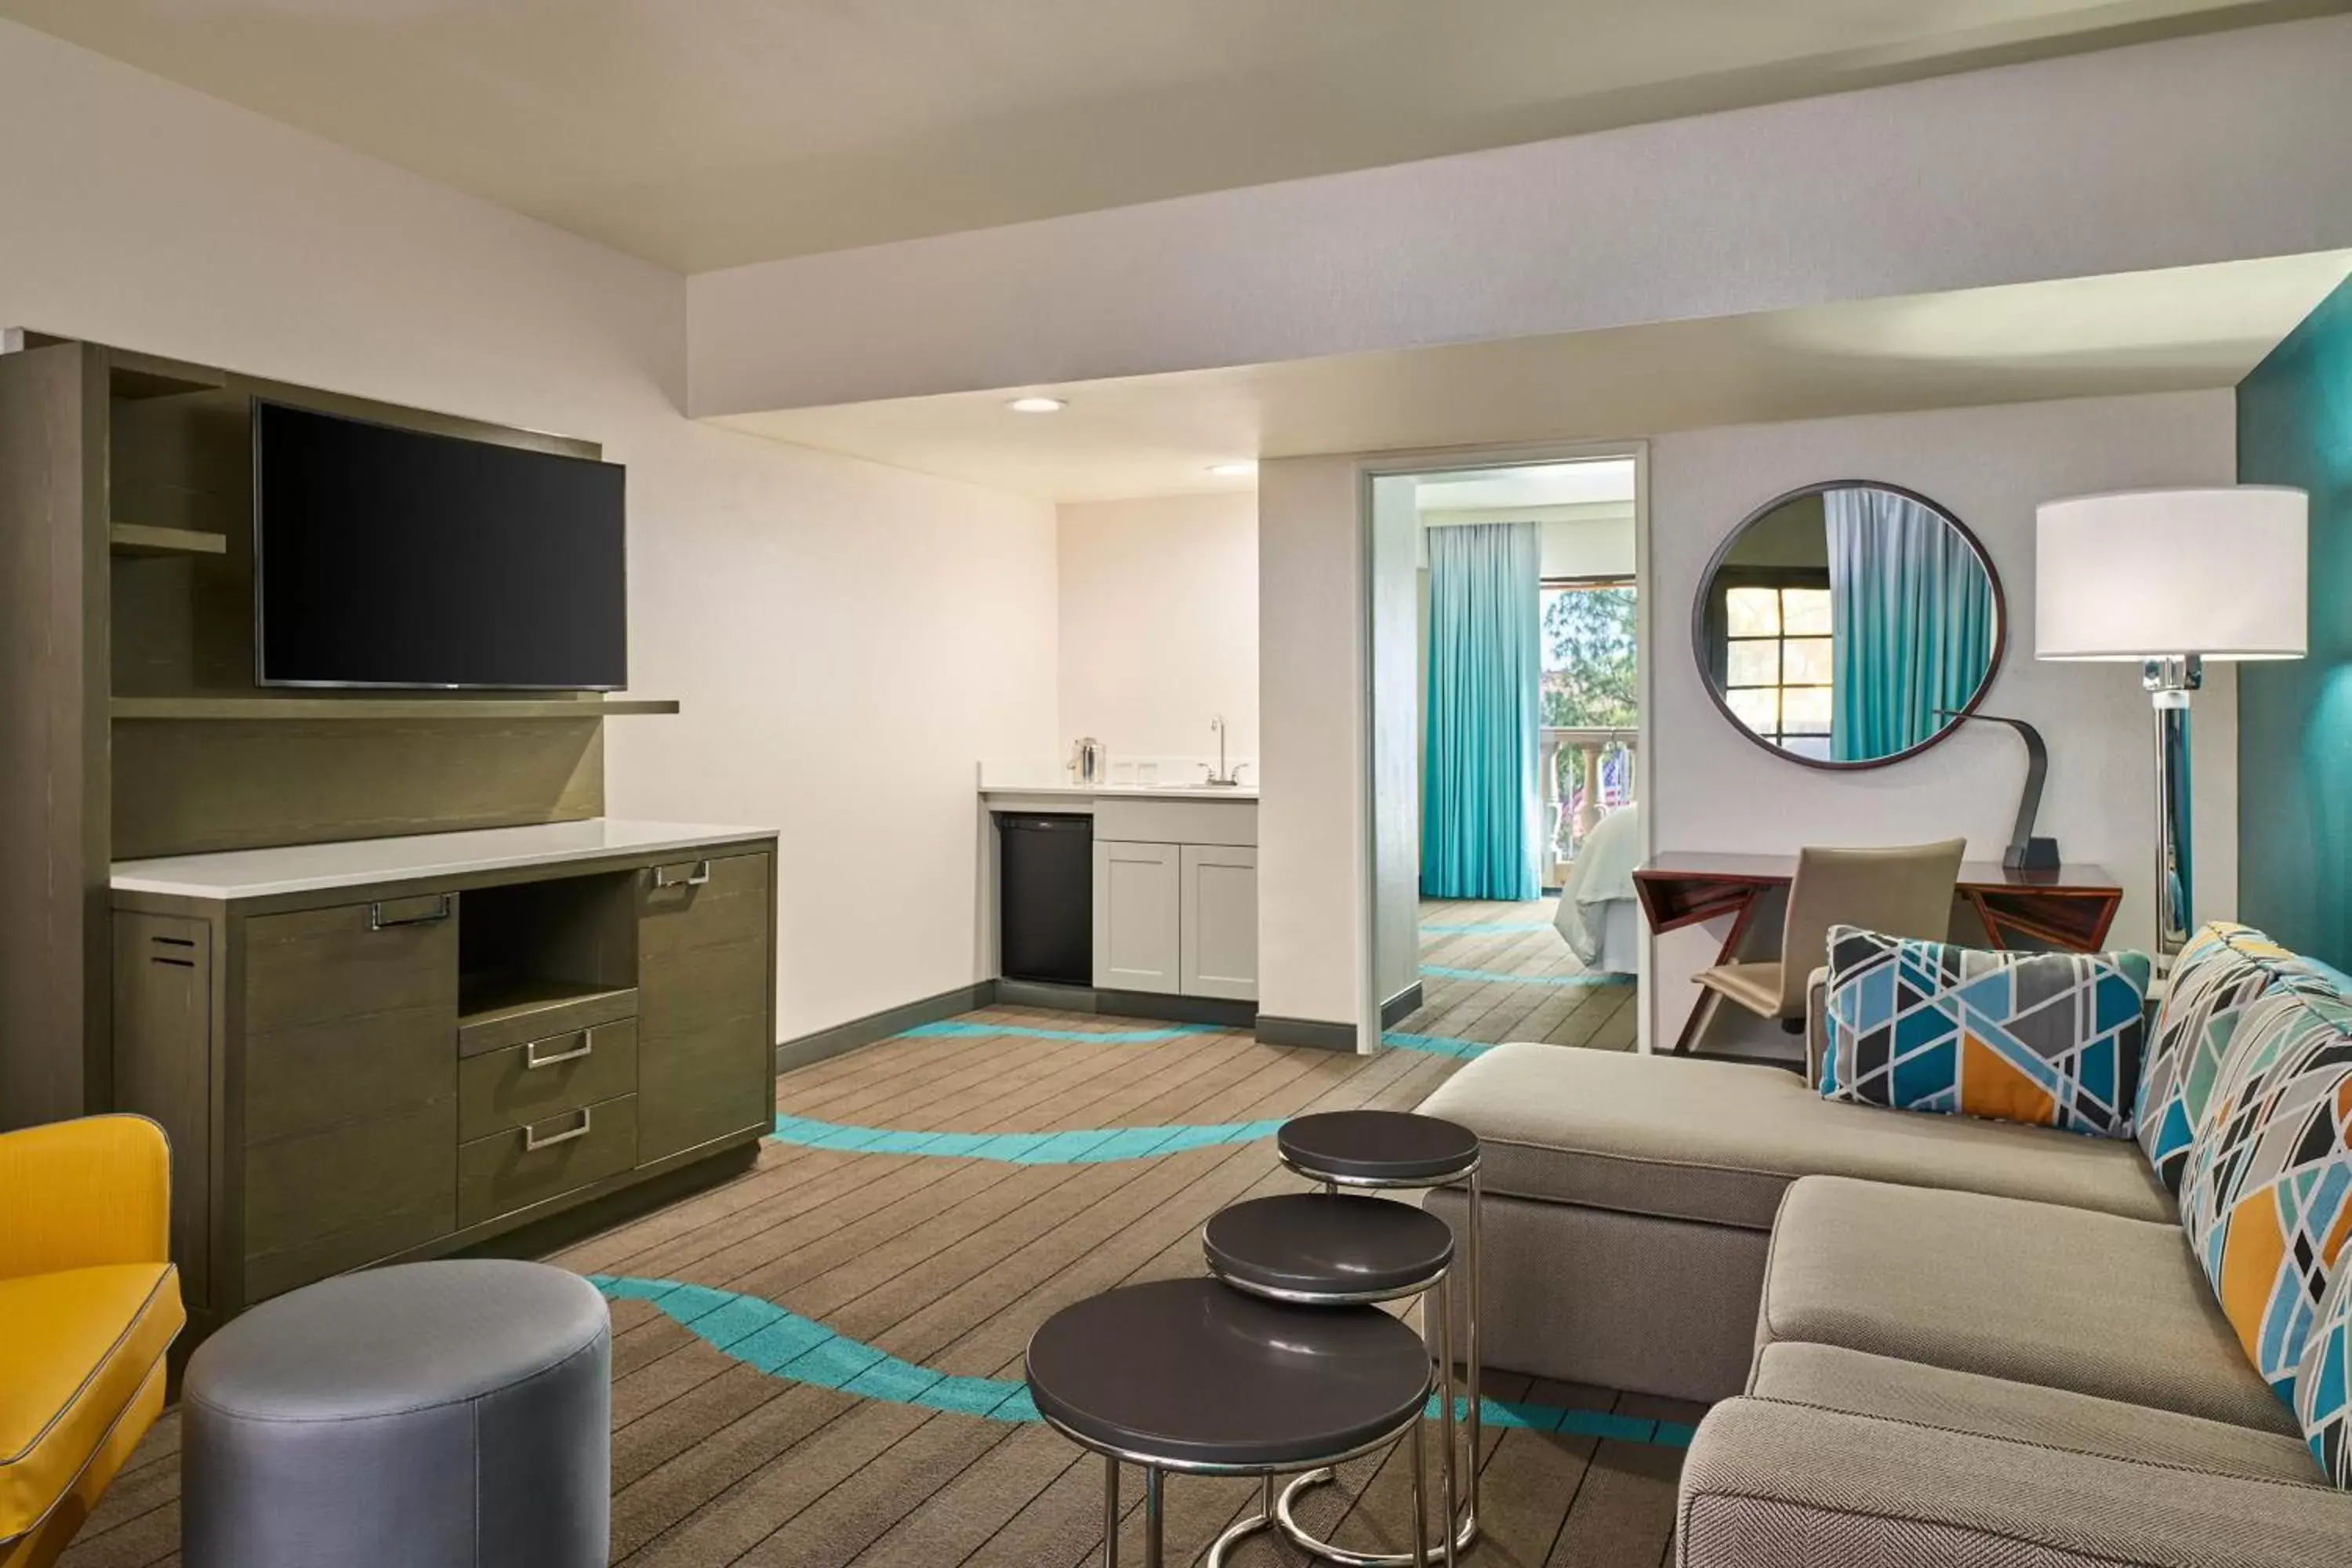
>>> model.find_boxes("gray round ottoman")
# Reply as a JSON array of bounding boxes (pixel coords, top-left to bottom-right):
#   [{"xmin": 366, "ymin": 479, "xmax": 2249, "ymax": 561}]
[{"xmin": 182, "ymin": 1259, "xmax": 610, "ymax": 1568}]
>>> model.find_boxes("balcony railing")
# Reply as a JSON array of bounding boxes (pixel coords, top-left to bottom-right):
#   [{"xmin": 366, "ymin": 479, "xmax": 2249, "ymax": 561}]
[{"xmin": 1541, "ymin": 726, "xmax": 1637, "ymax": 887}]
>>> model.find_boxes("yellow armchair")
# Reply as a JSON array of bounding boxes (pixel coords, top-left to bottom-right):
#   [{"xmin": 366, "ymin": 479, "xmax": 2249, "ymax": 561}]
[{"xmin": 0, "ymin": 1116, "xmax": 184, "ymax": 1568}]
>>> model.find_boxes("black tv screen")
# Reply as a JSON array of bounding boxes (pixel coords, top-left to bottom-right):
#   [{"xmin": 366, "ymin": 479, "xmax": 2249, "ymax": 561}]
[{"xmin": 255, "ymin": 401, "xmax": 626, "ymax": 690}]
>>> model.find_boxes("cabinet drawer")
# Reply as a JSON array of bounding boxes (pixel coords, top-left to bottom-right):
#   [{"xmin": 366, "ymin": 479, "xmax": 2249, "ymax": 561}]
[
  {"xmin": 244, "ymin": 895, "xmax": 457, "ymax": 1033},
  {"xmin": 458, "ymin": 1018, "xmax": 637, "ymax": 1144},
  {"xmin": 459, "ymin": 1094, "xmax": 638, "ymax": 1229},
  {"xmin": 639, "ymin": 853, "xmax": 769, "ymax": 952},
  {"xmin": 243, "ymin": 1097, "xmax": 456, "ymax": 1303}
]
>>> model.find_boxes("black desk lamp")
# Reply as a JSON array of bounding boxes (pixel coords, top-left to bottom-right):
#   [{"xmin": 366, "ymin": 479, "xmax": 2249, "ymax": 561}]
[{"xmin": 1936, "ymin": 710, "xmax": 2060, "ymax": 872}]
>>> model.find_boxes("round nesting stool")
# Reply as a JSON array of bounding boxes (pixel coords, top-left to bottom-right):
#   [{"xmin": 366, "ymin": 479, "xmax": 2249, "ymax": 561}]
[
  {"xmin": 182, "ymin": 1259, "xmax": 611, "ymax": 1568},
  {"xmin": 1025, "ymin": 1279, "xmax": 1434, "ymax": 1568},
  {"xmin": 1276, "ymin": 1111, "xmax": 1483, "ymax": 1560},
  {"xmin": 1203, "ymin": 1193, "xmax": 1458, "ymax": 1567}
]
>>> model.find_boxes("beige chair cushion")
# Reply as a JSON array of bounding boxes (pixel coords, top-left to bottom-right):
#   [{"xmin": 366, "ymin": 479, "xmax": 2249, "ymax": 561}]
[
  {"xmin": 1414, "ymin": 1044, "xmax": 2175, "ymax": 1230},
  {"xmin": 1751, "ymin": 1342, "xmax": 2322, "ymax": 1483},
  {"xmin": 1679, "ymin": 1398, "xmax": 2352, "ymax": 1568},
  {"xmin": 1695, "ymin": 960, "xmax": 1785, "ymax": 1018},
  {"xmin": 1761, "ymin": 1176, "xmax": 2298, "ymax": 1436}
]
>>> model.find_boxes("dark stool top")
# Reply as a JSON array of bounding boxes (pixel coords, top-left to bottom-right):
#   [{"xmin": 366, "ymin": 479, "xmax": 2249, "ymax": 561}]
[
  {"xmin": 1279, "ymin": 1110, "xmax": 1479, "ymax": 1184},
  {"xmin": 1204, "ymin": 1194, "xmax": 1454, "ymax": 1301},
  {"xmin": 1025, "ymin": 1279, "xmax": 1429, "ymax": 1471}
]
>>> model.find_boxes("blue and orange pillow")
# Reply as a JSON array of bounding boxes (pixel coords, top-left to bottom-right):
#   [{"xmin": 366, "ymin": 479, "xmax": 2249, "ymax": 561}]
[
  {"xmin": 1820, "ymin": 926, "xmax": 2150, "ymax": 1139},
  {"xmin": 2137, "ymin": 922, "xmax": 2346, "ymax": 1193}
]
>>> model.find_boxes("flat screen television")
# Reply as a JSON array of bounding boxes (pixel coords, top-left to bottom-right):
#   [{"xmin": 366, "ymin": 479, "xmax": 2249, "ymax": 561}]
[{"xmin": 254, "ymin": 401, "xmax": 627, "ymax": 690}]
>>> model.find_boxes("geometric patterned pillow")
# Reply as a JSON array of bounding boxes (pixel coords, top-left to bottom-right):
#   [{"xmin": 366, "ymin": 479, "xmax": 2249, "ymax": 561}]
[
  {"xmin": 1821, "ymin": 925, "xmax": 2151, "ymax": 1139},
  {"xmin": 2301, "ymin": 1260, "xmax": 2352, "ymax": 1488},
  {"xmin": 2139, "ymin": 921, "xmax": 2346, "ymax": 1194},
  {"xmin": 2176, "ymin": 988, "xmax": 2352, "ymax": 1410}
]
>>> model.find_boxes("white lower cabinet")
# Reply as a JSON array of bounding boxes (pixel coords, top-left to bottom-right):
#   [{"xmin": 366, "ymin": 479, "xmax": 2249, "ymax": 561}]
[
  {"xmin": 1092, "ymin": 838, "xmax": 1258, "ymax": 1003},
  {"xmin": 1180, "ymin": 844, "xmax": 1258, "ymax": 1000},
  {"xmin": 1092, "ymin": 840, "xmax": 1181, "ymax": 994}
]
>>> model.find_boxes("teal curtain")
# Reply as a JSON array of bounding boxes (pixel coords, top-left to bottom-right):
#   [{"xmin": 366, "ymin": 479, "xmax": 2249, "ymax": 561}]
[
  {"xmin": 1827, "ymin": 490, "xmax": 1993, "ymax": 761},
  {"xmin": 1422, "ymin": 521, "xmax": 1541, "ymax": 899}
]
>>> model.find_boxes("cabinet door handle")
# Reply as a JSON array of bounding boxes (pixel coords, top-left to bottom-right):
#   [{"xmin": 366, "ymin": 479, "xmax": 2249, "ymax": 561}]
[
  {"xmin": 369, "ymin": 895, "xmax": 452, "ymax": 930},
  {"xmin": 652, "ymin": 860, "xmax": 712, "ymax": 889},
  {"xmin": 522, "ymin": 1106, "xmax": 593, "ymax": 1151},
  {"xmin": 524, "ymin": 1030, "xmax": 594, "ymax": 1069}
]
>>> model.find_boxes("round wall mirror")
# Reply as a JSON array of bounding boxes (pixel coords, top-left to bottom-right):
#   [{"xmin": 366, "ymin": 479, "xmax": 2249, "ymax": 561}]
[{"xmin": 1693, "ymin": 481, "xmax": 2004, "ymax": 769}]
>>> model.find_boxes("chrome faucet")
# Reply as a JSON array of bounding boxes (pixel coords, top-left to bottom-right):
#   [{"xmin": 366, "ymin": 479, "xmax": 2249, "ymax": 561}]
[{"xmin": 1204, "ymin": 716, "xmax": 1246, "ymax": 787}]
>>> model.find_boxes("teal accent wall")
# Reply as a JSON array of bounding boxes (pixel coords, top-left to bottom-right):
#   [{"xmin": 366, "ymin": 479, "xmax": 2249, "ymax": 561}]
[{"xmin": 2238, "ymin": 276, "xmax": 2352, "ymax": 965}]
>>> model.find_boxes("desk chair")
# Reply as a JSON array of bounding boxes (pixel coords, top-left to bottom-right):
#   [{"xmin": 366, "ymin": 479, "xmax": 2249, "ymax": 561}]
[{"xmin": 1682, "ymin": 839, "xmax": 1965, "ymax": 1054}]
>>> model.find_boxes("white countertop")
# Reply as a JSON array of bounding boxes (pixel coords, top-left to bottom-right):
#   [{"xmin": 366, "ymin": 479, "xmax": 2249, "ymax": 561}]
[
  {"xmin": 980, "ymin": 782, "xmax": 1258, "ymax": 803},
  {"xmin": 111, "ymin": 818, "xmax": 775, "ymax": 900}
]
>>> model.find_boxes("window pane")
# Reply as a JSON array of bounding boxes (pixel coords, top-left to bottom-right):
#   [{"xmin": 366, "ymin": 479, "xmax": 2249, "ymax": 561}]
[
  {"xmin": 1725, "ymin": 687, "xmax": 1777, "ymax": 736},
  {"xmin": 1726, "ymin": 640, "xmax": 1779, "ymax": 688},
  {"xmin": 1782, "ymin": 637, "xmax": 1833, "ymax": 686},
  {"xmin": 1782, "ymin": 686, "xmax": 1832, "ymax": 735},
  {"xmin": 1782, "ymin": 735, "xmax": 1833, "ymax": 762},
  {"xmin": 1784, "ymin": 588, "xmax": 1832, "ymax": 636},
  {"xmin": 1726, "ymin": 586, "xmax": 1780, "ymax": 638}
]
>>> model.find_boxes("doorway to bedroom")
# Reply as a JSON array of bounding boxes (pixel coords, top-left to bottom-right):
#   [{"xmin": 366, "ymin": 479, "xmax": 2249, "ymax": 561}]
[{"xmin": 1363, "ymin": 449, "xmax": 1648, "ymax": 1057}]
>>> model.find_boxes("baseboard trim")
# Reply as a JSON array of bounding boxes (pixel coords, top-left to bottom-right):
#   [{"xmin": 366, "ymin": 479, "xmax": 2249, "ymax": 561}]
[
  {"xmin": 992, "ymin": 978, "xmax": 1095, "ymax": 1013},
  {"xmin": 1256, "ymin": 1014, "xmax": 1359, "ymax": 1053},
  {"xmin": 1380, "ymin": 983, "xmax": 1425, "ymax": 1029},
  {"xmin": 774, "ymin": 982, "xmax": 996, "ymax": 1073},
  {"xmin": 1096, "ymin": 989, "xmax": 1257, "ymax": 1029}
]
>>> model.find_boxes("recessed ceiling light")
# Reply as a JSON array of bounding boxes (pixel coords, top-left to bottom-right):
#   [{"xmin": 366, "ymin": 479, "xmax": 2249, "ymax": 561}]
[
  {"xmin": 1006, "ymin": 396, "xmax": 1066, "ymax": 414},
  {"xmin": 1207, "ymin": 460, "xmax": 1258, "ymax": 477}
]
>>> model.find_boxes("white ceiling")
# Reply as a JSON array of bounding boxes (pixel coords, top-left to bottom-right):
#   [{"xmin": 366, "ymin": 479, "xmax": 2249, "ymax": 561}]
[
  {"xmin": 0, "ymin": 0, "xmax": 2323, "ymax": 270},
  {"xmin": 715, "ymin": 252, "xmax": 2352, "ymax": 501}
]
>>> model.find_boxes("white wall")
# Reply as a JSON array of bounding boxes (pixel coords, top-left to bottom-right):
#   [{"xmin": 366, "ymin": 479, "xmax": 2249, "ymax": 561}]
[
  {"xmin": 1258, "ymin": 457, "xmax": 1367, "ymax": 1028},
  {"xmin": 689, "ymin": 16, "xmax": 2352, "ymax": 414},
  {"xmin": 1056, "ymin": 493, "xmax": 1257, "ymax": 777},
  {"xmin": 1646, "ymin": 390, "xmax": 2240, "ymax": 1047},
  {"xmin": 0, "ymin": 17, "xmax": 1061, "ymax": 1043},
  {"xmin": 1541, "ymin": 517, "xmax": 1637, "ymax": 579}
]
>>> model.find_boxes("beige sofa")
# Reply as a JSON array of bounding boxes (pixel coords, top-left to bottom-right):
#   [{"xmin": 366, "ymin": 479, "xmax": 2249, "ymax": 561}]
[{"xmin": 1417, "ymin": 1033, "xmax": 2352, "ymax": 1565}]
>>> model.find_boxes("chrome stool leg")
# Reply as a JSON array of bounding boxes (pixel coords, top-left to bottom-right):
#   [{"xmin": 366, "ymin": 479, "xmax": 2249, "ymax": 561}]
[
  {"xmin": 1143, "ymin": 1465, "xmax": 1163, "ymax": 1568},
  {"xmin": 1207, "ymin": 1475, "xmax": 1279, "ymax": 1568},
  {"xmin": 1102, "ymin": 1455, "xmax": 1118, "ymax": 1568},
  {"xmin": 1465, "ymin": 1164, "xmax": 1483, "ymax": 1543}
]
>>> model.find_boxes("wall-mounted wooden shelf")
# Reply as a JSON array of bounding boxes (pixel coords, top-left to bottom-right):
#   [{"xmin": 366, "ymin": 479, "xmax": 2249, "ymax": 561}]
[
  {"xmin": 111, "ymin": 696, "xmax": 681, "ymax": 721},
  {"xmin": 107, "ymin": 350, "xmax": 229, "ymax": 402},
  {"xmin": 111, "ymin": 522, "xmax": 229, "ymax": 557}
]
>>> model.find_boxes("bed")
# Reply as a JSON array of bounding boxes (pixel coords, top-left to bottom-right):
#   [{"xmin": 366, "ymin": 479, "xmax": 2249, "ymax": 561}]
[{"xmin": 1554, "ymin": 803, "xmax": 1642, "ymax": 975}]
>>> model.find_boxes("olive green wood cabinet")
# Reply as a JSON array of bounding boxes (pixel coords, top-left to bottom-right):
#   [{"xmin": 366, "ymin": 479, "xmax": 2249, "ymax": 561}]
[{"xmin": 111, "ymin": 826, "xmax": 776, "ymax": 1341}]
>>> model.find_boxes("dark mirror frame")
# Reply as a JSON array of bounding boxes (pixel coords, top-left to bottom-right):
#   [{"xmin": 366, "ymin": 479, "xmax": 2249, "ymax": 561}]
[{"xmin": 1691, "ymin": 479, "xmax": 2007, "ymax": 772}]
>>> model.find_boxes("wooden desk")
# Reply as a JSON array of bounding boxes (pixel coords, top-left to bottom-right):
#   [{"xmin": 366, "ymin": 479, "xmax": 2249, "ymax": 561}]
[{"xmin": 1634, "ymin": 852, "xmax": 2123, "ymax": 1054}]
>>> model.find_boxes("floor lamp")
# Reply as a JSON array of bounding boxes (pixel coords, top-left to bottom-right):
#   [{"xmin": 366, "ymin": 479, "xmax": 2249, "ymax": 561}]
[{"xmin": 2035, "ymin": 488, "xmax": 2307, "ymax": 957}]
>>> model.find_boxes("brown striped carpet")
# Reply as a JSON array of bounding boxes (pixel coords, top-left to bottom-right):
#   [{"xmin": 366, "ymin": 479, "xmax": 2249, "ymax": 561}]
[{"xmin": 62, "ymin": 906, "xmax": 1686, "ymax": 1567}]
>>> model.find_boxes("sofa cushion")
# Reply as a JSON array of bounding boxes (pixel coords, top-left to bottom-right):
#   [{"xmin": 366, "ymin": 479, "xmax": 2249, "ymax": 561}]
[
  {"xmin": 1414, "ymin": 1044, "xmax": 2173, "ymax": 1231},
  {"xmin": 1760, "ymin": 1176, "xmax": 2296, "ymax": 1436},
  {"xmin": 1677, "ymin": 1398, "xmax": 2352, "ymax": 1568},
  {"xmin": 2140, "ymin": 921, "xmax": 2340, "ymax": 1192},
  {"xmin": 0, "ymin": 1261, "xmax": 183, "ymax": 1540},
  {"xmin": 1751, "ymin": 1342, "xmax": 2321, "ymax": 1483},
  {"xmin": 1820, "ymin": 926, "xmax": 2150, "ymax": 1138}
]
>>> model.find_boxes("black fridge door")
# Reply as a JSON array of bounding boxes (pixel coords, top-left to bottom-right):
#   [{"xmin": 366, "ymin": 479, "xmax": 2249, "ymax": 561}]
[{"xmin": 998, "ymin": 814, "xmax": 1093, "ymax": 986}]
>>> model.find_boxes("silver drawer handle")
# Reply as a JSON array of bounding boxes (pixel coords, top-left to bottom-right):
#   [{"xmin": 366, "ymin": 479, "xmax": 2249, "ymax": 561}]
[
  {"xmin": 522, "ymin": 1107, "xmax": 592, "ymax": 1152},
  {"xmin": 524, "ymin": 1030, "xmax": 595, "ymax": 1069},
  {"xmin": 369, "ymin": 895, "xmax": 452, "ymax": 930},
  {"xmin": 652, "ymin": 859, "xmax": 712, "ymax": 889}
]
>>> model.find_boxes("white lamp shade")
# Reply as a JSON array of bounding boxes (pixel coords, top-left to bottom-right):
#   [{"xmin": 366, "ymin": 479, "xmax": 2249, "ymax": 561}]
[{"xmin": 2036, "ymin": 487, "xmax": 2307, "ymax": 661}]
